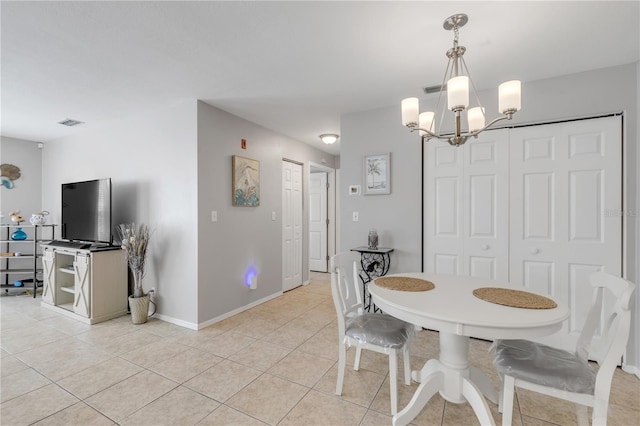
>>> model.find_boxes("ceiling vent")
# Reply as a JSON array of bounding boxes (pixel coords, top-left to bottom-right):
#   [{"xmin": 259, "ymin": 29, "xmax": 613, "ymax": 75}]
[
  {"xmin": 423, "ymin": 85, "xmax": 445, "ymax": 94},
  {"xmin": 58, "ymin": 118, "xmax": 84, "ymax": 127}
]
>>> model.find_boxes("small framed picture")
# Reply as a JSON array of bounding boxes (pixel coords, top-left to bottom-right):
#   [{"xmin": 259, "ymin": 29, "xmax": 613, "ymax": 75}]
[
  {"xmin": 364, "ymin": 153, "xmax": 390, "ymax": 195},
  {"xmin": 232, "ymin": 155, "xmax": 260, "ymax": 206}
]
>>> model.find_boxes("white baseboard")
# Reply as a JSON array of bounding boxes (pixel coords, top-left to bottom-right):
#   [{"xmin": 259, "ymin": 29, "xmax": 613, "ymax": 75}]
[
  {"xmin": 151, "ymin": 312, "xmax": 199, "ymax": 330},
  {"xmin": 147, "ymin": 291, "xmax": 284, "ymax": 330},
  {"xmin": 195, "ymin": 291, "xmax": 284, "ymax": 330},
  {"xmin": 621, "ymin": 362, "xmax": 640, "ymax": 379}
]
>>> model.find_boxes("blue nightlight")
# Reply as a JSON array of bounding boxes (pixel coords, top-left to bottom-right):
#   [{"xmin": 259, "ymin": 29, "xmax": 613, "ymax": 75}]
[{"xmin": 245, "ymin": 266, "xmax": 258, "ymax": 289}]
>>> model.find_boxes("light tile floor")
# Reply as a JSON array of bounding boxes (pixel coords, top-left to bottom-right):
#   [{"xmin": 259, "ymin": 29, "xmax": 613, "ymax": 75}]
[{"xmin": 1, "ymin": 272, "xmax": 638, "ymax": 425}]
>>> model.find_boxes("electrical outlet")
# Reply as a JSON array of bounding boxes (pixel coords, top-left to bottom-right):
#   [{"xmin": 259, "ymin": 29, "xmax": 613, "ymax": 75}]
[
  {"xmin": 211, "ymin": 211, "xmax": 218, "ymax": 222},
  {"xmin": 353, "ymin": 211, "xmax": 359, "ymax": 222}
]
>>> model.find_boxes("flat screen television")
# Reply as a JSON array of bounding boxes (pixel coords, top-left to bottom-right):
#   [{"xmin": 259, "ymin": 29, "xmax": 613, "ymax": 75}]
[{"xmin": 61, "ymin": 178, "xmax": 112, "ymax": 244}]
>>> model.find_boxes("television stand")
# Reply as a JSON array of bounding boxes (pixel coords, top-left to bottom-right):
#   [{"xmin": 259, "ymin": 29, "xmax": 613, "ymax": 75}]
[
  {"xmin": 49, "ymin": 240, "xmax": 92, "ymax": 249},
  {"xmin": 40, "ymin": 244, "xmax": 127, "ymax": 324}
]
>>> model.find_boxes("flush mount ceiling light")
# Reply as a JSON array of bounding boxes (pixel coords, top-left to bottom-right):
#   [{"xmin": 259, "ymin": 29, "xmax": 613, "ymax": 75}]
[
  {"xmin": 401, "ymin": 13, "xmax": 522, "ymax": 146},
  {"xmin": 319, "ymin": 133, "xmax": 339, "ymax": 144}
]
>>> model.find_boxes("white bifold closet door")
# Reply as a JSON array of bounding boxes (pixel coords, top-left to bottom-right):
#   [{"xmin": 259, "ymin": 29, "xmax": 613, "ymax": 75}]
[
  {"xmin": 424, "ymin": 128, "xmax": 510, "ymax": 281},
  {"xmin": 509, "ymin": 116, "xmax": 622, "ymax": 349},
  {"xmin": 424, "ymin": 116, "xmax": 622, "ymax": 350}
]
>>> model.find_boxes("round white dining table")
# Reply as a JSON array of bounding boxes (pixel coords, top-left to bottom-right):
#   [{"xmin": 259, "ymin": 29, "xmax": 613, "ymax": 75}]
[{"xmin": 369, "ymin": 273, "xmax": 569, "ymax": 426}]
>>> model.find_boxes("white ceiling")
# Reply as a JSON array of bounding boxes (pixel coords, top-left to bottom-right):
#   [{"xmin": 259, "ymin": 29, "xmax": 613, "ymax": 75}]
[{"xmin": 2, "ymin": 1, "xmax": 638, "ymax": 156}]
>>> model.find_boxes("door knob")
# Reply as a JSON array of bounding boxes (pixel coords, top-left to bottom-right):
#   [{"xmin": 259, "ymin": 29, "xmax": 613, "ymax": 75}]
[
  {"xmin": 531, "ymin": 248, "xmax": 540, "ymax": 254},
  {"xmin": 481, "ymin": 244, "xmax": 490, "ymax": 250}
]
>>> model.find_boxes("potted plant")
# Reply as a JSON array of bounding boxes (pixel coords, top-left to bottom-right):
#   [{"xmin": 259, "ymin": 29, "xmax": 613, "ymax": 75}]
[{"xmin": 118, "ymin": 223, "xmax": 153, "ymax": 324}]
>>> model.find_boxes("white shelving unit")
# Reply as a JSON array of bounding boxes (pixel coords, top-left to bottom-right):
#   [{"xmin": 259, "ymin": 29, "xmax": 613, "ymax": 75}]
[{"xmin": 1, "ymin": 224, "xmax": 56, "ymax": 297}]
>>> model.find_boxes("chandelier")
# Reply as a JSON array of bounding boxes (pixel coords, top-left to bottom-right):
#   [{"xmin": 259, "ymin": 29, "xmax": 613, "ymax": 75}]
[{"xmin": 401, "ymin": 14, "xmax": 521, "ymax": 146}]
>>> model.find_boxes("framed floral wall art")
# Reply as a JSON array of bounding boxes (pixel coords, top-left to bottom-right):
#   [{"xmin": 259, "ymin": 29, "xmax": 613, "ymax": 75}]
[
  {"xmin": 232, "ymin": 155, "xmax": 260, "ymax": 206},
  {"xmin": 364, "ymin": 153, "xmax": 390, "ymax": 195}
]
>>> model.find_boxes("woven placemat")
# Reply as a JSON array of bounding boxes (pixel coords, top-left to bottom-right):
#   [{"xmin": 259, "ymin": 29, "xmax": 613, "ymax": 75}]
[
  {"xmin": 473, "ymin": 287, "xmax": 557, "ymax": 309},
  {"xmin": 375, "ymin": 277, "xmax": 435, "ymax": 292}
]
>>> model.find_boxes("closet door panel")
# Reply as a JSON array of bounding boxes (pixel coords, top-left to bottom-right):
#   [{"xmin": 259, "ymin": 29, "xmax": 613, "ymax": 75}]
[
  {"xmin": 425, "ymin": 143, "xmax": 464, "ymax": 275},
  {"xmin": 424, "ymin": 129, "xmax": 509, "ymax": 280},
  {"xmin": 510, "ymin": 116, "xmax": 622, "ymax": 349},
  {"xmin": 462, "ymin": 131, "xmax": 509, "ymax": 281}
]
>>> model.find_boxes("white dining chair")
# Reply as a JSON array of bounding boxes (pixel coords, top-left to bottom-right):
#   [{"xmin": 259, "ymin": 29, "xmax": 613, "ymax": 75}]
[
  {"xmin": 494, "ymin": 271, "xmax": 636, "ymax": 426},
  {"xmin": 330, "ymin": 252, "xmax": 413, "ymax": 415}
]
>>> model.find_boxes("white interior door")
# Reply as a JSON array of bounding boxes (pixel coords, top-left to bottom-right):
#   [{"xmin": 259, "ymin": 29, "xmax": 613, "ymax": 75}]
[
  {"xmin": 282, "ymin": 161, "xmax": 303, "ymax": 291},
  {"xmin": 424, "ymin": 129, "xmax": 509, "ymax": 281},
  {"xmin": 309, "ymin": 172, "xmax": 328, "ymax": 272},
  {"xmin": 509, "ymin": 116, "xmax": 622, "ymax": 350}
]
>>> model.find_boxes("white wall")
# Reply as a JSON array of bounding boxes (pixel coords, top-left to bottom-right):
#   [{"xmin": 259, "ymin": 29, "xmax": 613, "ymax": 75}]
[
  {"xmin": 41, "ymin": 99, "xmax": 199, "ymax": 326},
  {"xmin": 340, "ymin": 63, "xmax": 640, "ymax": 371},
  {"xmin": 0, "ymin": 137, "xmax": 43, "ymax": 222},
  {"xmin": 196, "ymin": 101, "xmax": 337, "ymax": 324}
]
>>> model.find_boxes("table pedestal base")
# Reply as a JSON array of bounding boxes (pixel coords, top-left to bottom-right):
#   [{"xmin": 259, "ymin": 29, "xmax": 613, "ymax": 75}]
[{"xmin": 393, "ymin": 332, "xmax": 497, "ymax": 426}]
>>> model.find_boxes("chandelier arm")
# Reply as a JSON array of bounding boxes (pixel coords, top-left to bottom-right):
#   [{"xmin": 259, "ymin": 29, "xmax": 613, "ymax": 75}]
[
  {"xmin": 468, "ymin": 113, "xmax": 514, "ymax": 136},
  {"xmin": 409, "ymin": 126, "xmax": 449, "ymax": 141},
  {"xmin": 411, "ymin": 112, "xmax": 513, "ymax": 139}
]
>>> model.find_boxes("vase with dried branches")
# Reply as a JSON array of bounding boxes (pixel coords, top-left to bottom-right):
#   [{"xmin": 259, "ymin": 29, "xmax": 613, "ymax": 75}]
[{"xmin": 118, "ymin": 223, "xmax": 151, "ymax": 298}]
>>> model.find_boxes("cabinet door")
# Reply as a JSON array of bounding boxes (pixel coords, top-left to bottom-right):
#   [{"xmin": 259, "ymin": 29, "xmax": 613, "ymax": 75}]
[
  {"xmin": 73, "ymin": 254, "xmax": 91, "ymax": 317},
  {"xmin": 42, "ymin": 250, "xmax": 55, "ymax": 304}
]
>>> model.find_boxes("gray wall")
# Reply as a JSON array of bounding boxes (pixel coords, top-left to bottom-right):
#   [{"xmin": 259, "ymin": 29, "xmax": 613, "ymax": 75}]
[
  {"xmin": 1, "ymin": 137, "xmax": 43, "ymax": 223},
  {"xmin": 41, "ymin": 100, "xmax": 200, "ymax": 326},
  {"xmin": 340, "ymin": 107, "xmax": 423, "ymax": 275},
  {"xmin": 196, "ymin": 101, "xmax": 336, "ymax": 324},
  {"xmin": 29, "ymin": 98, "xmax": 337, "ymax": 328},
  {"xmin": 340, "ymin": 62, "xmax": 640, "ymax": 372},
  {"xmin": 0, "ymin": 137, "xmax": 44, "ymax": 276},
  {"xmin": 636, "ymin": 56, "xmax": 640, "ymax": 375}
]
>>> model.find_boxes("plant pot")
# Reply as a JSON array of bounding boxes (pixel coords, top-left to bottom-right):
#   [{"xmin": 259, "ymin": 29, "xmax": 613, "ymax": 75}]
[{"xmin": 129, "ymin": 294, "xmax": 150, "ymax": 324}]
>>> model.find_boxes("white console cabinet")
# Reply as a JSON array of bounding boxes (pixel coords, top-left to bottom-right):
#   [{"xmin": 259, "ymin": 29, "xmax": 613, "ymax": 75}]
[{"xmin": 41, "ymin": 245, "xmax": 127, "ymax": 324}]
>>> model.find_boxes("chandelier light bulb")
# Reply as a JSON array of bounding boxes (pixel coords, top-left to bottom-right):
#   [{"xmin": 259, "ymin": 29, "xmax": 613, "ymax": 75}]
[
  {"xmin": 467, "ymin": 107, "xmax": 485, "ymax": 132},
  {"xmin": 499, "ymin": 80, "xmax": 521, "ymax": 114},
  {"xmin": 401, "ymin": 97, "xmax": 420, "ymax": 126},
  {"xmin": 447, "ymin": 76, "xmax": 469, "ymax": 111},
  {"xmin": 419, "ymin": 112, "xmax": 435, "ymax": 136}
]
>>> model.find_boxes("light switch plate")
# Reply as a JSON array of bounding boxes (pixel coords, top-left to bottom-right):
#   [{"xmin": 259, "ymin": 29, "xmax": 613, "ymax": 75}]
[{"xmin": 211, "ymin": 211, "xmax": 218, "ymax": 222}]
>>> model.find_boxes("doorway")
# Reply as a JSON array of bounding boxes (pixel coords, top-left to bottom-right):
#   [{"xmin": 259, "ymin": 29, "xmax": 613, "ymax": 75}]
[{"xmin": 309, "ymin": 163, "xmax": 336, "ymax": 273}]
